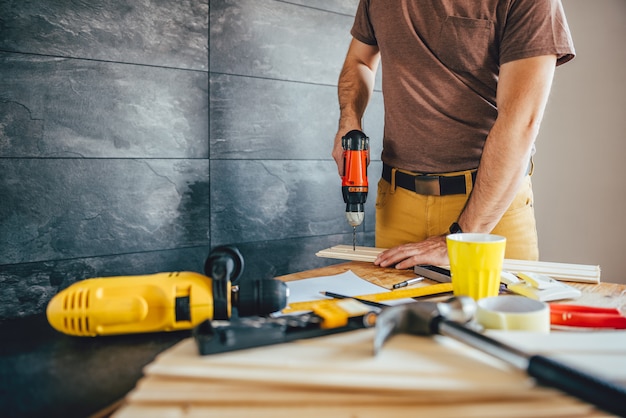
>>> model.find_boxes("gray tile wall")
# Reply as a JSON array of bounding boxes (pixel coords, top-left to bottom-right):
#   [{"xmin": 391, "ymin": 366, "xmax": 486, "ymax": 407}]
[{"xmin": 0, "ymin": 0, "xmax": 384, "ymax": 319}]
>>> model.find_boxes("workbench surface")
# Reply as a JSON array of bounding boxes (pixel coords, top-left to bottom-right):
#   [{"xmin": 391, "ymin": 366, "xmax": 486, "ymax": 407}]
[
  {"xmin": 281, "ymin": 261, "xmax": 626, "ymax": 308},
  {"xmin": 1, "ymin": 261, "xmax": 624, "ymax": 418}
]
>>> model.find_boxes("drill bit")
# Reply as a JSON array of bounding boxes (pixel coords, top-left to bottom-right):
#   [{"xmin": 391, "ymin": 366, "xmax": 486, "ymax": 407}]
[{"xmin": 346, "ymin": 211, "xmax": 363, "ymax": 251}]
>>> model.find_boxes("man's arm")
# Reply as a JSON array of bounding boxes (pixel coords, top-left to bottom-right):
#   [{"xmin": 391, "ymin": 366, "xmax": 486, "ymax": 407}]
[
  {"xmin": 457, "ymin": 54, "xmax": 557, "ymax": 233},
  {"xmin": 333, "ymin": 38, "xmax": 380, "ymax": 175},
  {"xmin": 375, "ymin": 54, "xmax": 558, "ymax": 269}
]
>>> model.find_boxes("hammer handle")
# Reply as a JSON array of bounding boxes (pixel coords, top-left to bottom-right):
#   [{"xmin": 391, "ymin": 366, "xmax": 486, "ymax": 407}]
[
  {"xmin": 440, "ymin": 320, "xmax": 626, "ymax": 416},
  {"xmin": 528, "ymin": 355, "xmax": 626, "ymax": 417}
]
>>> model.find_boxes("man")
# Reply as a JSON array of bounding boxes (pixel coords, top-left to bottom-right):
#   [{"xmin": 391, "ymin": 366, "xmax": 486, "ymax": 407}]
[{"xmin": 332, "ymin": 0, "xmax": 575, "ymax": 269}]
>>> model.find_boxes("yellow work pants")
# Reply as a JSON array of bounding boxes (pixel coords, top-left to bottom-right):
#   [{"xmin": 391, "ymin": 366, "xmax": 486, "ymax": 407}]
[{"xmin": 375, "ymin": 174, "xmax": 539, "ymax": 261}]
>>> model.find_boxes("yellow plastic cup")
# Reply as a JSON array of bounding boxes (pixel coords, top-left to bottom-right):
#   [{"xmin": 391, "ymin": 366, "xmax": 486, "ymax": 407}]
[{"xmin": 446, "ymin": 233, "xmax": 506, "ymax": 301}]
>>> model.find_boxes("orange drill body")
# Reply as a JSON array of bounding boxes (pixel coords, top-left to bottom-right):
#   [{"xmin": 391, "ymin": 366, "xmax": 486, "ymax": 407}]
[
  {"xmin": 342, "ymin": 150, "xmax": 369, "ymax": 199},
  {"xmin": 341, "ymin": 130, "xmax": 369, "ymax": 248}
]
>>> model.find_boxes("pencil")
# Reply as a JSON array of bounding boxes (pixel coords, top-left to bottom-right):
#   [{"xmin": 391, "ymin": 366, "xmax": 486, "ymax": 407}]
[
  {"xmin": 320, "ymin": 291, "xmax": 389, "ymax": 308},
  {"xmin": 392, "ymin": 277, "xmax": 424, "ymax": 289}
]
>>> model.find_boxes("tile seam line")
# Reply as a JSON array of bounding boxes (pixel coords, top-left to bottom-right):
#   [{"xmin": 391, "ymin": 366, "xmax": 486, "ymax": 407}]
[{"xmin": 0, "ymin": 49, "xmax": 207, "ymax": 73}]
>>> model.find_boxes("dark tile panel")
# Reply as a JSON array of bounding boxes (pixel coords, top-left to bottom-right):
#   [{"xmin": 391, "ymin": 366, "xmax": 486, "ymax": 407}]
[
  {"xmin": 0, "ymin": 246, "xmax": 211, "ymax": 320},
  {"xmin": 282, "ymin": 0, "xmax": 359, "ymax": 16},
  {"xmin": 0, "ymin": 0, "xmax": 208, "ymax": 70},
  {"xmin": 210, "ymin": 74, "xmax": 384, "ymax": 160},
  {"xmin": 232, "ymin": 232, "xmax": 375, "ymax": 283},
  {"xmin": 0, "ymin": 53, "xmax": 208, "ymax": 158},
  {"xmin": 211, "ymin": 74, "xmax": 335, "ymax": 159},
  {"xmin": 0, "ymin": 159, "xmax": 210, "ymax": 265},
  {"xmin": 210, "ymin": 159, "xmax": 378, "ymax": 245},
  {"xmin": 210, "ymin": 0, "xmax": 354, "ymax": 85}
]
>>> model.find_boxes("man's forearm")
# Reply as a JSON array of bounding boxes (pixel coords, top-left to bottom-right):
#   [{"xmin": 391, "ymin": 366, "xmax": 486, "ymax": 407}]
[
  {"xmin": 457, "ymin": 120, "xmax": 536, "ymax": 233},
  {"xmin": 338, "ymin": 62, "xmax": 374, "ymax": 131},
  {"xmin": 456, "ymin": 54, "xmax": 557, "ymax": 234},
  {"xmin": 333, "ymin": 39, "xmax": 380, "ymax": 173},
  {"xmin": 337, "ymin": 39, "xmax": 380, "ymax": 131}
]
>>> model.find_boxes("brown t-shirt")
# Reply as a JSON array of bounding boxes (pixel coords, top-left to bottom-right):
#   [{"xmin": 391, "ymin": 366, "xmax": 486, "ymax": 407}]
[{"xmin": 351, "ymin": 0, "xmax": 575, "ymax": 173}]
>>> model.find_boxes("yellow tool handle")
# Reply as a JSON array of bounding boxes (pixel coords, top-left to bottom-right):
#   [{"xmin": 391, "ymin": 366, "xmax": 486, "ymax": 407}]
[{"xmin": 283, "ymin": 283, "xmax": 453, "ymax": 313}]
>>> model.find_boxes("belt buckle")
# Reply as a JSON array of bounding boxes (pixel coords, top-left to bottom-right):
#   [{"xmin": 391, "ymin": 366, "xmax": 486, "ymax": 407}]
[{"xmin": 414, "ymin": 175, "xmax": 441, "ymax": 195}]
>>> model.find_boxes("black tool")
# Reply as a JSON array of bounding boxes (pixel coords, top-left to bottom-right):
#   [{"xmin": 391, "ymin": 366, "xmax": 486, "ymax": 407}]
[
  {"xmin": 412, "ymin": 265, "xmax": 452, "ymax": 283},
  {"xmin": 194, "ymin": 309, "xmax": 378, "ymax": 355},
  {"xmin": 375, "ymin": 297, "xmax": 626, "ymax": 417},
  {"xmin": 321, "ymin": 290, "xmax": 389, "ymax": 309}
]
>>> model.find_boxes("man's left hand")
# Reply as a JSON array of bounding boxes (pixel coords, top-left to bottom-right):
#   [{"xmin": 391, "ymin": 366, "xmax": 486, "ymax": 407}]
[{"xmin": 374, "ymin": 235, "xmax": 449, "ymax": 269}]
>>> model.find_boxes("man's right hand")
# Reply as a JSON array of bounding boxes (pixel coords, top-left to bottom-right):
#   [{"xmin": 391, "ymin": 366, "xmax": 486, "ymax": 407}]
[
  {"xmin": 332, "ymin": 128, "xmax": 372, "ymax": 177},
  {"xmin": 332, "ymin": 130, "xmax": 346, "ymax": 176}
]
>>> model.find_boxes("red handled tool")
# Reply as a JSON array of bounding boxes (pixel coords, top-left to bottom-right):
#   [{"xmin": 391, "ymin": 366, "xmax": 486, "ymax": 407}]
[
  {"xmin": 341, "ymin": 130, "xmax": 369, "ymax": 250},
  {"xmin": 550, "ymin": 304, "xmax": 626, "ymax": 329}
]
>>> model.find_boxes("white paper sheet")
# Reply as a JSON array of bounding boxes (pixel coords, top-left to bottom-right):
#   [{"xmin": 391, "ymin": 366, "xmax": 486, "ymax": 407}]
[{"xmin": 285, "ymin": 270, "xmax": 389, "ymax": 303}]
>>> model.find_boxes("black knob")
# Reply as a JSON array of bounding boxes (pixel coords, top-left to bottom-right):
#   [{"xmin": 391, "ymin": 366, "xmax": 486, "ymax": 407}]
[
  {"xmin": 204, "ymin": 246, "xmax": 244, "ymax": 284},
  {"xmin": 205, "ymin": 246, "xmax": 245, "ymax": 320}
]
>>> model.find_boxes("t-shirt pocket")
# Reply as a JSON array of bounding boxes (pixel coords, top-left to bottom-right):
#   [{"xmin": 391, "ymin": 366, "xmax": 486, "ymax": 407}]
[{"xmin": 437, "ymin": 16, "xmax": 493, "ymax": 72}]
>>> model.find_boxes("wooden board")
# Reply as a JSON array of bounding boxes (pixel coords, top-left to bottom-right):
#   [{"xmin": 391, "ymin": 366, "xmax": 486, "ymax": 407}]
[
  {"xmin": 142, "ymin": 332, "xmax": 537, "ymax": 394},
  {"xmin": 316, "ymin": 245, "xmax": 601, "ymax": 284},
  {"xmin": 112, "ymin": 330, "xmax": 612, "ymax": 418},
  {"xmin": 113, "ymin": 400, "xmax": 599, "ymax": 418}
]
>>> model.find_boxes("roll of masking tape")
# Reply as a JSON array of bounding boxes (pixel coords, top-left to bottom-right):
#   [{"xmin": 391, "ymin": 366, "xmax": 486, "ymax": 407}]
[{"xmin": 476, "ymin": 295, "xmax": 550, "ymax": 333}]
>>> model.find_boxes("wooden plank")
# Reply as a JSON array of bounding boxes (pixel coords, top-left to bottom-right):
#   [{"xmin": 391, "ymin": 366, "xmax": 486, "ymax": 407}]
[
  {"xmin": 126, "ymin": 375, "xmax": 555, "ymax": 405},
  {"xmin": 316, "ymin": 245, "xmax": 384, "ymax": 262},
  {"xmin": 113, "ymin": 401, "xmax": 604, "ymax": 418},
  {"xmin": 142, "ymin": 333, "xmax": 541, "ymax": 395},
  {"xmin": 316, "ymin": 246, "xmax": 601, "ymax": 283},
  {"xmin": 501, "ymin": 259, "xmax": 600, "ymax": 283},
  {"xmin": 115, "ymin": 333, "xmax": 615, "ymax": 418}
]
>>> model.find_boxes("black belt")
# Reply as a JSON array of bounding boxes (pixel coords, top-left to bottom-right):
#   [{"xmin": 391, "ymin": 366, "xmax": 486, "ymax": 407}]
[{"xmin": 382, "ymin": 163, "xmax": 477, "ymax": 196}]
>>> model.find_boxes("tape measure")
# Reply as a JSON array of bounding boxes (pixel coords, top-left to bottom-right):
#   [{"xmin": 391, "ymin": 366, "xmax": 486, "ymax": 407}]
[
  {"xmin": 283, "ymin": 283, "xmax": 454, "ymax": 313},
  {"xmin": 312, "ymin": 298, "xmax": 373, "ymax": 329}
]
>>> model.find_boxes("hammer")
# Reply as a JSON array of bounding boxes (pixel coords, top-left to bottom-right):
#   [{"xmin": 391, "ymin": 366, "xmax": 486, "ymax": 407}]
[{"xmin": 374, "ymin": 297, "xmax": 626, "ymax": 417}]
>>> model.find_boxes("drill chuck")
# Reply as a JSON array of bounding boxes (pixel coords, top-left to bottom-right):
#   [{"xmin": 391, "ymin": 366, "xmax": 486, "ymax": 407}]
[
  {"xmin": 235, "ymin": 279, "xmax": 289, "ymax": 317},
  {"xmin": 345, "ymin": 210, "xmax": 364, "ymax": 227}
]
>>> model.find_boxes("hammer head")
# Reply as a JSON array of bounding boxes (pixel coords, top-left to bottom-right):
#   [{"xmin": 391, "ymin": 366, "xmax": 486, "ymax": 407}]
[{"xmin": 373, "ymin": 297, "xmax": 476, "ymax": 355}]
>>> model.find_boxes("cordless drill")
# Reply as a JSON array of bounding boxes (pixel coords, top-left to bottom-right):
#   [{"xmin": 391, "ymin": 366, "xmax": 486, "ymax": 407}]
[
  {"xmin": 46, "ymin": 246, "xmax": 288, "ymax": 336},
  {"xmin": 341, "ymin": 129, "xmax": 369, "ymax": 250}
]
